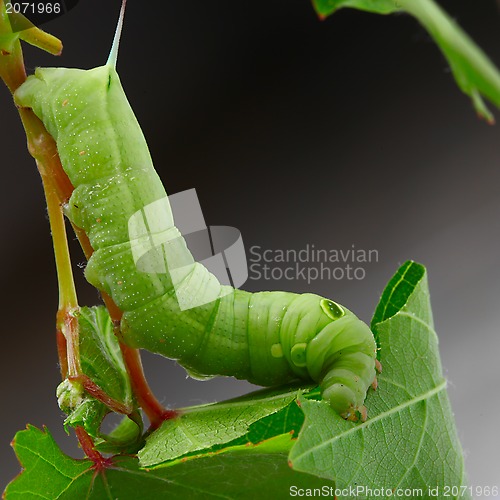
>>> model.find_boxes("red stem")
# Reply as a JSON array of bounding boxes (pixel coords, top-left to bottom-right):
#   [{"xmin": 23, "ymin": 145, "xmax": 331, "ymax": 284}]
[
  {"xmin": 75, "ymin": 426, "xmax": 112, "ymax": 470},
  {"xmin": 69, "ymin": 374, "xmax": 133, "ymax": 415},
  {"xmin": 119, "ymin": 343, "xmax": 178, "ymax": 429},
  {"xmin": 99, "ymin": 291, "xmax": 177, "ymax": 425},
  {"xmin": 56, "ymin": 329, "xmax": 68, "ymax": 379}
]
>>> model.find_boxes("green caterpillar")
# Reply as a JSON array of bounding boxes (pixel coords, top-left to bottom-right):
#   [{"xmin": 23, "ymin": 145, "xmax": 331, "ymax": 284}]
[{"xmin": 14, "ymin": 4, "xmax": 377, "ymax": 418}]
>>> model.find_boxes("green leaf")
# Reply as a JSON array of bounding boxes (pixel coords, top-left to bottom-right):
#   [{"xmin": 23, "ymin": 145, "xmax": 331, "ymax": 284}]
[
  {"xmin": 288, "ymin": 261, "xmax": 470, "ymax": 497},
  {"xmin": 371, "ymin": 259, "xmax": 426, "ymax": 332},
  {"xmin": 152, "ymin": 432, "xmax": 298, "ymax": 468},
  {"xmin": 139, "ymin": 385, "xmax": 308, "ymax": 467},
  {"xmin": 312, "ymin": 0, "xmax": 500, "ymax": 122},
  {"xmin": 4, "ymin": 425, "xmax": 94, "ymax": 499},
  {"xmin": 312, "ymin": 0, "xmax": 399, "ymax": 17},
  {"xmin": 61, "ymin": 397, "xmax": 108, "ymax": 437},
  {"xmin": 146, "ymin": 387, "xmax": 321, "ymax": 469},
  {"xmin": 5, "ymin": 425, "xmax": 333, "ymax": 499},
  {"xmin": 58, "ymin": 306, "xmax": 142, "ymax": 451},
  {"xmin": 227, "ymin": 390, "xmax": 309, "ymax": 446},
  {"xmin": 78, "ymin": 306, "xmax": 133, "ymax": 406},
  {"xmin": 94, "ymin": 415, "xmax": 145, "ymax": 454},
  {"xmin": 0, "ymin": 5, "xmax": 61, "ymax": 56},
  {"xmin": 148, "ymin": 386, "xmax": 322, "ymax": 468}
]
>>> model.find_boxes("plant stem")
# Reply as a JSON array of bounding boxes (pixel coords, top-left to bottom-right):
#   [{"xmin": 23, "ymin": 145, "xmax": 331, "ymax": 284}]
[
  {"xmin": 74, "ymin": 426, "xmax": 112, "ymax": 470},
  {"xmin": 69, "ymin": 374, "xmax": 133, "ymax": 415},
  {"xmin": 1, "ymin": 6, "xmax": 78, "ymax": 378},
  {"xmin": 119, "ymin": 344, "xmax": 178, "ymax": 428},
  {"xmin": 99, "ymin": 291, "xmax": 177, "ymax": 425},
  {"xmin": 398, "ymin": 0, "xmax": 500, "ymax": 123},
  {"xmin": 42, "ymin": 174, "xmax": 81, "ymax": 377}
]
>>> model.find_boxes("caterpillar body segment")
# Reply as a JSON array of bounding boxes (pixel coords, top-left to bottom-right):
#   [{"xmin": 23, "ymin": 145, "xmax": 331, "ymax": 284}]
[{"xmin": 15, "ymin": 61, "xmax": 377, "ymax": 419}]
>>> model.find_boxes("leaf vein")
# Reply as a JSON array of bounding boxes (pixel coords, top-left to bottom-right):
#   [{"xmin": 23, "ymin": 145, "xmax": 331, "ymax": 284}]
[{"xmin": 293, "ymin": 381, "xmax": 447, "ymax": 462}]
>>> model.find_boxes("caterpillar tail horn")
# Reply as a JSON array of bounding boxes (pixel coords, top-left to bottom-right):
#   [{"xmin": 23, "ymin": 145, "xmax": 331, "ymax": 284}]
[{"xmin": 106, "ymin": 0, "xmax": 127, "ymax": 68}]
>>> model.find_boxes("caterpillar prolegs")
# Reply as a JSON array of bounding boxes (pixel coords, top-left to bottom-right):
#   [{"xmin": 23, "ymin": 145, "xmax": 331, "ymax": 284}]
[{"xmin": 14, "ymin": 8, "xmax": 377, "ymax": 419}]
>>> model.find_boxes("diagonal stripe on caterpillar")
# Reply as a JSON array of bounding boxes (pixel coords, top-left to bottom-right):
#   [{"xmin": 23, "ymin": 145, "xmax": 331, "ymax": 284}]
[{"xmin": 14, "ymin": 2, "xmax": 377, "ymax": 419}]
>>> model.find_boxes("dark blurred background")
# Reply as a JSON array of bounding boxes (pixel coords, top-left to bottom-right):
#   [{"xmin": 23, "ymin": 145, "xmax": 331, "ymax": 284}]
[{"xmin": 1, "ymin": 0, "xmax": 499, "ymax": 491}]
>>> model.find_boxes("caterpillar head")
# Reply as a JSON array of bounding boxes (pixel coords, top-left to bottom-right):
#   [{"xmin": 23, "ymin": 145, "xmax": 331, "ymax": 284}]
[
  {"xmin": 278, "ymin": 295, "xmax": 376, "ymax": 418},
  {"xmin": 307, "ymin": 300, "xmax": 377, "ymax": 418}
]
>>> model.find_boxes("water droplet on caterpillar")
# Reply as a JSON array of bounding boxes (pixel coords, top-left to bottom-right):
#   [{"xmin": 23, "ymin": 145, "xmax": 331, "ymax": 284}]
[{"xmin": 320, "ymin": 299, "xmax": 345, "ymax": 320}]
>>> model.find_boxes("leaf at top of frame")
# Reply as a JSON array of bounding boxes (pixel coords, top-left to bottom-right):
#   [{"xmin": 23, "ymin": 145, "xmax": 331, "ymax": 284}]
[
  {"xmin": 312, "ymin": 0, "xmax": 500, "ymax": 123},
  {"xmin": 312, "ymin": 0, "xmax": 399, "ymax": 17}
]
